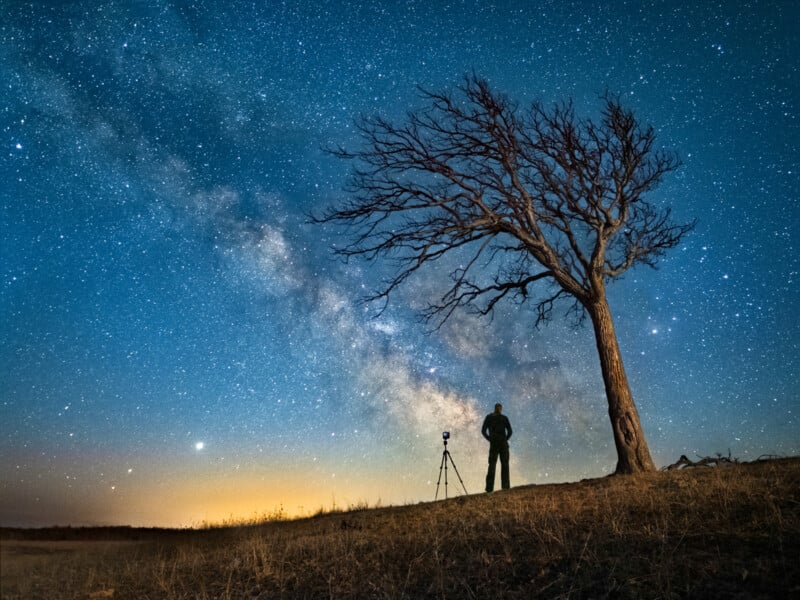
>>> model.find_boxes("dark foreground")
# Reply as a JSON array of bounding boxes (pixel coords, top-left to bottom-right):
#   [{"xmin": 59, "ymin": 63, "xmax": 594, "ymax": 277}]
[{"xmin": 2, "ymin": 457, "xmax": 798, "ymax": 599}]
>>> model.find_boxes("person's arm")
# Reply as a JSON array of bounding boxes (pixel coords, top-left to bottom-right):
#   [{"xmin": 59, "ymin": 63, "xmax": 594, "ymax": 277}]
[
  {"xmin": 505, "ymin": 416, "xmax": 512, "ymax": 440},
  {"xmin": 481, "ymin": 416, "xmax": 490, "ymax": 441}
]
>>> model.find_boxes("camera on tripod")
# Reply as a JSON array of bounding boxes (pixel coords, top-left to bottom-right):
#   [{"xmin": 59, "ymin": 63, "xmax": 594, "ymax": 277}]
[{"xmin": 435, "ymin": 430, "xmax": 466, "ymax": 499}]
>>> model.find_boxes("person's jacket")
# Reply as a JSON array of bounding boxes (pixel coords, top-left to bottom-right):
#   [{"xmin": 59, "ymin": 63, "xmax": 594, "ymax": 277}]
[{"xmin": 482, "ymin": 413, "xmax": 512, "ymax": 443}]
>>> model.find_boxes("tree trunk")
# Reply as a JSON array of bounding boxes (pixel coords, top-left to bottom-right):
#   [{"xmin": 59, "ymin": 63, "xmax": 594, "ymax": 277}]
[{"xmin": 587, "ymin": 296, "xmax": 656, "ymax": 474}]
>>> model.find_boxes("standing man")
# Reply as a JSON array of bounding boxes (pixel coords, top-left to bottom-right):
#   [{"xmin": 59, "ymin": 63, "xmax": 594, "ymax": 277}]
[{"xmin": 482, "ymin": 403, "xmax": 512, "ymax": 492}]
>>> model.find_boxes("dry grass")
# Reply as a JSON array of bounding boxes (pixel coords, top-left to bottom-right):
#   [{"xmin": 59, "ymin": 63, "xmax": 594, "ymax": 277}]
[{"xmin": 2, "ymin": 457, "xmax": 798, "ymax": 599}]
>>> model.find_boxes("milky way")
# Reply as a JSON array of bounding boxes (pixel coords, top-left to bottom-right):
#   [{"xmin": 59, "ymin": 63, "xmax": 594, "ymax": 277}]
[{"xmin": 1, "ymin": 1, "xmax": 798, "ymax": 527}]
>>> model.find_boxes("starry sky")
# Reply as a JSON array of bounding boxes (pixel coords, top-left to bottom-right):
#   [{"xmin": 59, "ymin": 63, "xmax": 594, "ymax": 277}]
[{"xmin": 1, "ymin": 1, "xmax": 798, "ymax": 528}]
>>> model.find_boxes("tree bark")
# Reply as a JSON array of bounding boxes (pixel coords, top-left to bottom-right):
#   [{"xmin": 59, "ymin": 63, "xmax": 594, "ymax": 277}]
[{"xmin": 587, "ymin": 296, "xmax": 656, "ymax": 474}]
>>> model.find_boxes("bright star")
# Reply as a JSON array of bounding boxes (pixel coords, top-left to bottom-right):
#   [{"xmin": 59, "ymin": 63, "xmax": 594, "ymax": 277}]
[{"xmin": 195, "ymin": 442, "xmax": 204, "ymax": 451}]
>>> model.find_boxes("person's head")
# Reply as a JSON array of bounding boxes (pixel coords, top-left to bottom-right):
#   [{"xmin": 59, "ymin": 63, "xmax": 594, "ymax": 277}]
[{"xmin": 494, "ymin": 403, "xmax": 503, "ymax": 414}]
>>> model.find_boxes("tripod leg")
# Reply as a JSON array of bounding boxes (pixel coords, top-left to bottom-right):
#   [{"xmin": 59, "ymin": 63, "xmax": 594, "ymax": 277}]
[
  {"xmin": 444, "ymin": 452, "xmax": 449, "ymax": 498},
  {"xmin": 434, "ymin": 450, "xmax": 448, "ymax": 500},
  {"xmin": 444, "ymin": 450, "xmax": 469, "ymax": 496}
]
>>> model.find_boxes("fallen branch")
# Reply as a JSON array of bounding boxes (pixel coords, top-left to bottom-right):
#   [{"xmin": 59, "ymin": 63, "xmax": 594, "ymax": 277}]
[{"xmin": 662, "ymin": 452, "xmax": 739, "ymax": 471}]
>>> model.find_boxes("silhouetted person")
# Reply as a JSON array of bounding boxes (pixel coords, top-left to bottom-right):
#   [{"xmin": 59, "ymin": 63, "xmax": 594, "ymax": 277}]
[{"xmin": 482, "ymin": 403, "xmax": 512, "ymax": 492}]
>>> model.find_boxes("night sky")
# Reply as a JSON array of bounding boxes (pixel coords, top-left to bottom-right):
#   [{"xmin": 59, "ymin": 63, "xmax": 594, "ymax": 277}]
[{"xmin": 2, "ymin": 1, "xmax": 798, "ymax": 528}]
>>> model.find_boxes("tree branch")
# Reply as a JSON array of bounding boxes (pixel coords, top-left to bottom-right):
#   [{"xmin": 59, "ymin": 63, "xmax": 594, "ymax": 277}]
[{"xmin": 312, "ymin": 75, "xmax": 693, "ymax": 327}]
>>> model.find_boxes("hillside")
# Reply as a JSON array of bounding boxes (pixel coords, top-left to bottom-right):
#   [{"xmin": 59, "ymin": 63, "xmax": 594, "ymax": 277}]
[{"xmin": 2, "ymin": 457, "xmax": 798, "ymax": 598}]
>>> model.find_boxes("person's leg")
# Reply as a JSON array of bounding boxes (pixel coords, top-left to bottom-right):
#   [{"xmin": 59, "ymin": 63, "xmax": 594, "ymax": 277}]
[
  {"xmin": 500, "ymin": 444, "xmax": 510, "ymax": 490},
  {"xmin": 485, "ymin": 446, "xmax": 499, "ymax": 492}
]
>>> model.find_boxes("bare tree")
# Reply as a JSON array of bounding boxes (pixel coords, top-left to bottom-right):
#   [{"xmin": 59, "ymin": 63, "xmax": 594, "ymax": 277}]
[{"xmin": 314, "ymin": 76, "xmax": 695, "ymax": 474}]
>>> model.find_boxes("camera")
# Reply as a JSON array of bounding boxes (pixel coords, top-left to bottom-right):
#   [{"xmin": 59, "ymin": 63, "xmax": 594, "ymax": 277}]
[{"xmin": 442, "ymin": 431, "xmax": 450, "ymax": 440}]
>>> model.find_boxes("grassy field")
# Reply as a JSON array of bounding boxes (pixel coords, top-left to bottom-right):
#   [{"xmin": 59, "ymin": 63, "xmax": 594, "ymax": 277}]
[{"xmin": 2, "ymin": 457, "xmax": 798, "ymax": 599}]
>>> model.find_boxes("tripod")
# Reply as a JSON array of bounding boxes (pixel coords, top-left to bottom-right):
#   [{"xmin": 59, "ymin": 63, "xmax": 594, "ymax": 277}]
[{"xmin": 435, "ymin": 438, "xmax": 468, "ymax": 500}]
